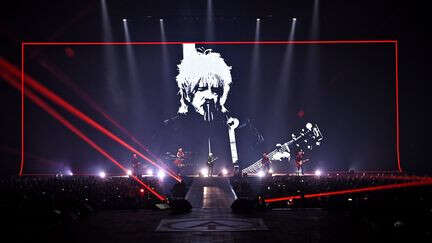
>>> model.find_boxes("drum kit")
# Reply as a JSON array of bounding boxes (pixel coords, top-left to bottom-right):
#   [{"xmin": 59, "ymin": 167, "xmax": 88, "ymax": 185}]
[{"xmin": 163, "ymin": 151, "xmax": 193, "ymax": 168}]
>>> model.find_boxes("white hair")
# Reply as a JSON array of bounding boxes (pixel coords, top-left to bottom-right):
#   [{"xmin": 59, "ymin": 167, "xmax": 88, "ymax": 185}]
[{"xmin": 176, "ymin": 49, "xmax": 232, "ymax": 114}]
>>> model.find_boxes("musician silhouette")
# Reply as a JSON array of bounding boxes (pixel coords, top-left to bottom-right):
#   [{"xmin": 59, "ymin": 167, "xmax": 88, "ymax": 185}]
[
  {"xmin": 131, "ymin": 153, "xmax": 140, "ymax": 176},
  {"xmin": 262, "ymin": 152, "xmax": 271, "ymax": 175},
  {"xmin": 207, "ymin": 152, "xmax": 216, "ymax": 177},
  {"xmin": 295, "ymin": 150, "xmax": 307, "ymax": 175}
]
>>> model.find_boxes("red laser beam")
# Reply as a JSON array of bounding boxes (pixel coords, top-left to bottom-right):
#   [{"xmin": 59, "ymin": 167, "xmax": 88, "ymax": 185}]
[
  {"xmin": 21, "ymin": 173, "xmax": 137, "ymax": 177},
  {"xmin": 1, "ymin": 57, "xmax": 181, "ymax": 182},
  {"xmin": 264, "ymin": 179, "xmax": 432, "ymax": 203},
  {"xmin": 0, "ymin": 68, "xmax": 166, "ymax": 201},
  {"xmin": 21, "ymin": 42, "xmax": 24, "ymax": 176},
  {"xmin": 37, "ymin": 59, "xmax": 176, "ymax": 176},
  {"xmin": 395, "ymin": 41, "xmax": 401, "ymax": 172}
]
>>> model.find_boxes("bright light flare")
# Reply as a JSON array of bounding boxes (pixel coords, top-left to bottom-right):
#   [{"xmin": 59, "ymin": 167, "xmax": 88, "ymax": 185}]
[
  {"xmin": 258, "ymin": 170, "xmax": 265, "ymax": 177},
  {"xmin": 126, "ymin": 169, "xmax": 132, "ymax": 176},
  {"xmin": 269, "ymin": 168, "xmax": 274, "ymax": 174},
  {"xmin": 315, "ymin": 169, "xmax": 322, "ymax": 176},
  {"xmin": 147, "ymin": 169, "xmax": 153, "ymax": 176},
  {"xmin": 221, "ymin": 168, "xmax": 228, "ymax": 176},
  {"xmin": 200, "ymin": 168, "xmax": 209, "ymax": 177},
  {"xmin": 99, "ymin": 171, "xmax": 106, "ymax": 178},
  {"xmin": 157, "ymin": 170, "xmax": 166, "ymax": 180}
]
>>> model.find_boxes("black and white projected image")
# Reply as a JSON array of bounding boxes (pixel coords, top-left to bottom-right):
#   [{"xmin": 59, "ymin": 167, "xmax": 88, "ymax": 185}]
[{"xmin": 18, "ymin": 42, "xmax": 397, "ymax": 175}]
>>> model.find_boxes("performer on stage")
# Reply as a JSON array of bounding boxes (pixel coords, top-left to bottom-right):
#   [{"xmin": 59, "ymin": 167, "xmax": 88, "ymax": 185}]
[
  {"xmin": 262, "ymin": 152, "xmax": 271, "ymax": 175},
  {"xmin": 295, "ymin": 150, "xmax": 307, "ymax": 175},
  {"xmin": 175, "ymin": 147, "xmax": 185, "ymax": 166},
  {"xmin": 207, "ymin": 153, "xmax": 216, "ymax": 177},
  {"xmin": 131, "ymin": 153, "xmax": 140, "ymax": 176},
  {"xmin": 174, "ymin": 147, "xmax": 185, "ymax": 175}
]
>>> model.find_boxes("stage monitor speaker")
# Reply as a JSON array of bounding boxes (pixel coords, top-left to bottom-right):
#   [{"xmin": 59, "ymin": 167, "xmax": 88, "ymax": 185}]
[
  {"xmin": 231, "ymin": 198, "xmax": 255, "ymax": 213},
  {"xmin": 168, "ymin": 199, "xmax": 192, "ymax": 213}
]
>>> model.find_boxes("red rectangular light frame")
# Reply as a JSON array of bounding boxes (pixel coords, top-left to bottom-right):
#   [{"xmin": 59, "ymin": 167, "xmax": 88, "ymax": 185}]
[{"xmin": 20, "ymin": 40, "xmax": 400, "ymax": 175}]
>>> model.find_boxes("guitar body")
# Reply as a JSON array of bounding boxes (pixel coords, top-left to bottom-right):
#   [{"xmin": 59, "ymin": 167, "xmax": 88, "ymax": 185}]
[
  {"xmin": 207, "ymin": 157, "xmax": 218, "ymax": 166},
  {"xmin": 295, "ymin": 158, "xmax": 310, "ymax": 168}
]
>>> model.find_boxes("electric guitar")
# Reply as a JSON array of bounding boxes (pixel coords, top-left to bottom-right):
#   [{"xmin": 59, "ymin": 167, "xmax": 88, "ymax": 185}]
[
  {"xmin": 242, "ymin": 123, "xmax": 323, "ymax": 175},
  {"xmin": 296, "ymin": 158, "xmax": 310, "ymax": 167},
  {"xmin": 207, "ymin": 156, "xmax": 218, "ymax": 166}
]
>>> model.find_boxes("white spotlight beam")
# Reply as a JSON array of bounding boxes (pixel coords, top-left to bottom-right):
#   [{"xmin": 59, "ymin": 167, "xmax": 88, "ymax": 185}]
[
  {"xmin": 248, "ymin": 18, "xmax": 261, "ymax": 112},
  {"xmin": 206, "ymin": 0, "xmax": 214, "ymax": 41},
  {"xmin": 100, "ymin": 0, "xmax": 121, "ymax": 104}
]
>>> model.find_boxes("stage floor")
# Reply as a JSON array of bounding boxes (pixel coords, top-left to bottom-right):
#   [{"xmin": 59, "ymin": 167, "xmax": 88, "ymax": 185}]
[{"xmin": 38, "ymin": 208, "xmax": 377, "ymax": 243}]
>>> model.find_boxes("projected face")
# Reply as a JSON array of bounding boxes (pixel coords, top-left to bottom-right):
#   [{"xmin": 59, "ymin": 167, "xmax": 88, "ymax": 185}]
[
  {"xmin": 176, "ymin": 45, "xmax": 232, "ymax": 116},
  {"xmin": 190, "ymin": 77, "xmax": 224, "ymax": 115}
]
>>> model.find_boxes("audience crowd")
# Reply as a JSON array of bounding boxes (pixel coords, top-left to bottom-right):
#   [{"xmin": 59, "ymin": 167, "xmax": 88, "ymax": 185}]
[
  {"xmin": 0, "ymin": 175, "xmax": 166, "ymax": 232},
  {"xmin": 231, "ymin": 173, "xmax": 432, "ymax": 239}
]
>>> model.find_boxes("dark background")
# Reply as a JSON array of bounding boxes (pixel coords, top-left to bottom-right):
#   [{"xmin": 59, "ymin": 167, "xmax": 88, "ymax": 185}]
[{"xmin": 0, "ymin": 0, "xmax": 426, "ymax": 175}]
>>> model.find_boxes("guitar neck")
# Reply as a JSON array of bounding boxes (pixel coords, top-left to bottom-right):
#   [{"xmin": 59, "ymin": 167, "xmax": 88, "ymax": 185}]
[
  {"xmin": 241, "ymin": 123, "xmax": 322, "ymax": 175},
  {"xmin": 285, "ymin": 129, "xmax": 311, "ymax": 148}
]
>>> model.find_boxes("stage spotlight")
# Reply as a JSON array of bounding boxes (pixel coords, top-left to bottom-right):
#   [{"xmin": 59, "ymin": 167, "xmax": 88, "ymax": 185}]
[
  {"xmin": 200, "ymin": 168, "xmax": 209, "ymax": 177},
  {"xmin": 140, "ymin": 188, "xmax": 145, "ymax": 193},
  {"xmin": 269, "ymin": 168, "xmax": 274, "ymax": 174},
  {"xmin": 258, "ymin": 170, "xmax": 265, "ymax": 177},
  {"xmin": 306, "ymin": 123, "xmax": 313, "ymax": 130},
  {"xmin": 315, "ymin": 169, "xmax": 322, "ymax": 176},
  {"xmin": 157, "ymin": 170, "xmax": 166, "ymax": 180},
  {"xmin": 256, "ymin": 18, "xmax": 260, "ymax": 21},
  {"xmin": 147, "ymin": 169, "xmax": 154, "ymax": 176},
  {"xmin": 126, "ymin": 169, "xmax": 132, "ymax": 176},
  {"xmin": 293, "ymin": 18, "xmax": 297, "ymax": 21},
  {"xmin": 122, "ymin": 18, "xmax": 127, "ymax": 22},
  {"xmin": 99, "ymin": 171, "xmax": 106, "ymax": 178},
  {"xmin": 221, "ymin": 168, "xmax": 228, "ymax": 176},
  {"xmin": 160, "ymin": 18, "xmax": 163, "ymax": 22},
  {"xmin": 68, "ymin": 171, "xmax": 73, "ymax": 176}
]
